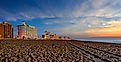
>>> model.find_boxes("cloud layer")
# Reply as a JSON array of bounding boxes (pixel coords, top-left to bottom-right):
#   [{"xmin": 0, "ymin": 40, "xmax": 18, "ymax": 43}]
[{"xmin": 0, "ymin": 0, "xmax": 121, "ymax": 38}]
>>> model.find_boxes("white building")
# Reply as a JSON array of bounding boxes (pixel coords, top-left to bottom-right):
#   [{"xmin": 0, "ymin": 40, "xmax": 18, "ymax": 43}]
[{"xmin": 16, "ymin": 22, "xmax": 38, "ymax": 39}]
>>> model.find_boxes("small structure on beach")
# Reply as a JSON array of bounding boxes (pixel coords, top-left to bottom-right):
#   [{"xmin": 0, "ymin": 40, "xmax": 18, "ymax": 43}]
[{"xmin": 41, "ymin": 31, "xmax": 71, "ymax": 40}]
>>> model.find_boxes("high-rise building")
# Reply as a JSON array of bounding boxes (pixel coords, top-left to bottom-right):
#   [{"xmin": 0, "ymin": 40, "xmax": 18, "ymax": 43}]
[
  {"xmin": 0, "ymin": 21, "xmax": 13, "ymax": 39},
  {"xmin": 16, "ymin": 22, "xmax": 38, "ymax": 39}
]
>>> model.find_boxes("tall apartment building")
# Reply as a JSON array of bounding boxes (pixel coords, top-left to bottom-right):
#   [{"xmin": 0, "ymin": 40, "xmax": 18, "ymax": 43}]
[
  {"xmin": 16, "ymin": 22, "xmax": 38, "ymax": 39},
  {"xmin": 0, "ymin": 21, "xmax": 13, "ymax": 39}
]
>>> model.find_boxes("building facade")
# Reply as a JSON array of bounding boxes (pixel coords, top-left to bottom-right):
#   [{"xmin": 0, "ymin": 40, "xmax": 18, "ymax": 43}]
[
  {"xmin": 0, "ymin": 21, "xmax": 13, "ymax": 39},
  {"xmin": 16, "ymin": 22, "xmax": 38, "ymax": 39}
]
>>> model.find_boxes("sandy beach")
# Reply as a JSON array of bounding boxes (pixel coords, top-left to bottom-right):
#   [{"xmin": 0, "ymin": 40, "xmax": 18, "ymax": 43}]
[{"xmin": 0, "ymin": 40, "xmax": 121, "ymax": 62}]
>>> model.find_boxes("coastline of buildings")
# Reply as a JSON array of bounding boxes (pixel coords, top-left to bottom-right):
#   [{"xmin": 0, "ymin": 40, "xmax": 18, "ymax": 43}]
[
  {"xmin": 0, "ymin": 21, "xmax": 71, "ymax": 40},
  {"xmin": 42, "ymin": 31, "xmax": 71, "ymax": 40}
]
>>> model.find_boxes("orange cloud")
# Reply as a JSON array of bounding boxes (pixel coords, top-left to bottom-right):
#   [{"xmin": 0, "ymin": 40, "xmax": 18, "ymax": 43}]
[{"xmin": 85, "ymin": 27, "xmax": 121, "ymax": 37}]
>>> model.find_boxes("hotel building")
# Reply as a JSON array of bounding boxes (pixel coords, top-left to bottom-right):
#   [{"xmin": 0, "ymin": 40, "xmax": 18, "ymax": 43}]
[
  {"xmin": 16, "ymin": 22, "xmax": 38, "ymax": 39},
  {"xmin": 0, "ymin": 21, "xmax": 13, "ymax": 39}
]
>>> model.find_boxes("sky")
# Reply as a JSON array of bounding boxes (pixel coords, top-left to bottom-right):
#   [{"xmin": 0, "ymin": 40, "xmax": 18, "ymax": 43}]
[{"xmin": 0, "ymin": 0, "xmax": 121, "ymax": 39}]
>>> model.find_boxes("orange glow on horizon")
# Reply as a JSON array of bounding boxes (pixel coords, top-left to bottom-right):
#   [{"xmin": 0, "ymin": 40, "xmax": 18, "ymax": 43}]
[
  {"xmin": 85, "ymin": 26, "xmax": 121, "ymax": 37},
  {"xmin": 94, "ymin": 32, "xmax": 121, "ymax": 37}
]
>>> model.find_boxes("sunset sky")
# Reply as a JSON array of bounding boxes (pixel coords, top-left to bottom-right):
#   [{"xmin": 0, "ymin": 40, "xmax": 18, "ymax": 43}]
[{"xmin": 0, "ymin": 0, "xmax": 121, "ymax": 39}]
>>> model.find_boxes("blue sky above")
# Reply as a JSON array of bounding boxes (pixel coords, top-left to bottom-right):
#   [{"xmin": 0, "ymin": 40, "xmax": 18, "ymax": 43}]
[{"xmin": 0, "ymin": 0, "xmax": 121, "ymax": 39}]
